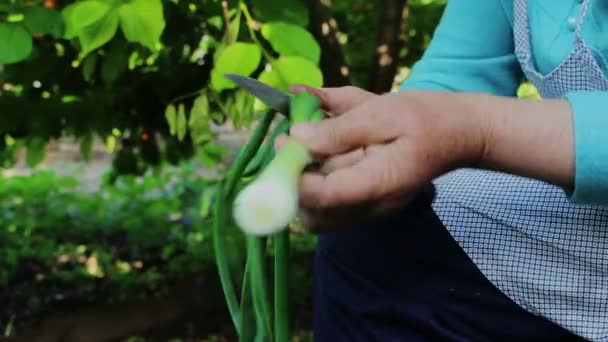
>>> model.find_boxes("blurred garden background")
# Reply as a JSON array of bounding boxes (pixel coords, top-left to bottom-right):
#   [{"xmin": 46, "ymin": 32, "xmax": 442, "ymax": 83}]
[{"xmin": 0, "ymin": 0, "xmax": 540, "ymax": 341}]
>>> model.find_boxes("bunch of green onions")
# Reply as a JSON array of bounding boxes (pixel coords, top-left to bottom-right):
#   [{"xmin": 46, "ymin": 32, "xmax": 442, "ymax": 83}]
[{"xmin": 212, "ymin": 90, "xmax": 322, "ymax": 341}]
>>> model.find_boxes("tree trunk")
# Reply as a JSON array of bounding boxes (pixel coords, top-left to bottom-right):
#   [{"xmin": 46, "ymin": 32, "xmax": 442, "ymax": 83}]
[
  {"xmin": 305, "ymin": 0, "xmax": 352, "ymax": 87},
  {"xmin": 368, "ymin": 0, "xmax": 408, "ymax": 93}
]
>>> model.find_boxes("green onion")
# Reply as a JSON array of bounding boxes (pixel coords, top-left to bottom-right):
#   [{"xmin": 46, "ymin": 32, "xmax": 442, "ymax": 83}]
[
  {"xmin": 248, "ymin": 236, "xmax": 273, "ymax": 338},
  {"xmin": 233, "ymin": 139, "xmax": 311, "ymax": 236},
  {"xmin": 224, "ymin": 91, "xmax": 322, "ymax": 342},
  {"xmin": 232, "ymin": 92, "xmax": 320, "ymax": 236},
  {"xmin": 243, "ymin": 119, "xmax": 291, "ymax": 178},
  {"xmin": 225, "ymin": 110, "xmax": 277, "ymax": 195},
  {"xmin": 274, "ymin": 231, "xmax": 290, "ymax": 342},
  {"xmin": 239, "ymin": 255, "xmax": 256, "ymax": 342},
  {"xmin": 212, "ymin": 181, "xmax": 241, "ymax": 331},
  {"xmin": 290, "ymin": 91, "xmax": 321, "ymax": 124},
  {"xmin": 213, "ymin": 109, "xmax": 277, "ymax": 335}
]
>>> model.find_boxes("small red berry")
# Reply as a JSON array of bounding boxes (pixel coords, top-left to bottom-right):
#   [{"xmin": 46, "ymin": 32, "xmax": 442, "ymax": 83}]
[{"xmin": 43, "ymin": 0, "xmax": 57, "ymax": 9}]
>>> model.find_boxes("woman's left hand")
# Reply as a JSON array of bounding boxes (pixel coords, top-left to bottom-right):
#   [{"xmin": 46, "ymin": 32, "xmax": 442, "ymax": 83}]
[{"xmin": 288, "ymin": 90, "xmax": 487, "ymax": 233}]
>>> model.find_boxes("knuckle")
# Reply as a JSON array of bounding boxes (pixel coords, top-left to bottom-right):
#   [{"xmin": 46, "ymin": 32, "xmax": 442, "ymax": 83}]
[
  {"xmin": 343, "ymin": 86, "xmax": 359, "ymax": 94},
  {"xmin": 377, "ymin": 159, "xmax": 404, "ymax": 197},
  {"xmin": 325, "ymin": 120, "xmax": 349, "ymax": 152}
]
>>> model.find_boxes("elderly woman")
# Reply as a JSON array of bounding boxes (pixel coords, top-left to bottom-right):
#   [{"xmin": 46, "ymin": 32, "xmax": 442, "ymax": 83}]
[{"xmin": 288, "ymin": 0, "xmax": 608, "ymax": 340}]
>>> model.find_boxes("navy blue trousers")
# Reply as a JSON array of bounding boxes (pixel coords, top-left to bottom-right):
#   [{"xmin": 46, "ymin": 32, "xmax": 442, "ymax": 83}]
[{"xmin": 313, "ymin": 185, "xmax": 584, "ymax": 341}]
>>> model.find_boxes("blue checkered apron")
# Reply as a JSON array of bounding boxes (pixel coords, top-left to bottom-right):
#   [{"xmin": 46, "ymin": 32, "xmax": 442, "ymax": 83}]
[{"xmin": 431, "ymin": 0, "xmax": 608, "ymax": 340}]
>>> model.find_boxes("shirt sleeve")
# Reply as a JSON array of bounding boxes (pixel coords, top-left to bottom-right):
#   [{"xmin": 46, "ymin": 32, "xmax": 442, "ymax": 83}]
[
  {"xmin": 564, "ymin": 92, "xmax": 608, "ymax": 206},
  {"xmin": 401, "ymin": 1, "xmax": 608, "ymax": 206},
  {"xmin": 400, "ymin": 0, "xmax": 522, "ymax": 96}
]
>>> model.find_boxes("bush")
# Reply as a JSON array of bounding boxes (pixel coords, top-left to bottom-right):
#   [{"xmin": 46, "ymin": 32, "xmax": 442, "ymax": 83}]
[
  {"xmin": 0, "ymin": 163, "xmax": 216, "ymax": 329},
  {"xmin": 0, "ymin": 161, "xmax": 317, "ymax": 335}
]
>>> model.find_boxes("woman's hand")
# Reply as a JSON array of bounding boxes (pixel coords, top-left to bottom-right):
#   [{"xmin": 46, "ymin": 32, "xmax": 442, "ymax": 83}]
[
  {"xmin": 286, "ymin": 88, "xmax": 575, "ymax": 233},
  {"xmin": 285, "ymin": 89, "xmax": 487, "ymax": 233}
]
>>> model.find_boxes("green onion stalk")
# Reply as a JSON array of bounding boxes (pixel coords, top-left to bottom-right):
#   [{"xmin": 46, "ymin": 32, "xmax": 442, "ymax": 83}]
[
  {"xmin": 213, "ymin": 90, "xmax": 322, "ymax": 342},
  {"xmin": 233, "ymin": 92, "xmax": 322, "ymax": 236},
  {"xmin": 212, "ymin": 109, "xmax": 276, "ymax": 335}
]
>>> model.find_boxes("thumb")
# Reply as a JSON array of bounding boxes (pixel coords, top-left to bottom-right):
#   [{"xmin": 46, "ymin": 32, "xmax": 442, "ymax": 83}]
[{"xmin": 289, "ymin": 85, "xmax": 375, "ymax": 115}]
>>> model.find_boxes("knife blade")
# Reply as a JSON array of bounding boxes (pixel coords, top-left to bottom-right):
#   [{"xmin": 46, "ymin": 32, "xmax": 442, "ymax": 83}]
[{"xmin": 224, "ymin": 73, "xmax": 292, "ymax": 117}]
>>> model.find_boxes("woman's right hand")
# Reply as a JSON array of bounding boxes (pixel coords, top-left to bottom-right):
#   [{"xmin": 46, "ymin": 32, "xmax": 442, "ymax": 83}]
[{"xmin": 284, "ymin": 85, "xmax": 416, "ymax": 233}]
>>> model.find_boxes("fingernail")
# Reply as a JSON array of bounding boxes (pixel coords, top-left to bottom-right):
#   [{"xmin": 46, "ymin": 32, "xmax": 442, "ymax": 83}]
[{"xmin": 289, "ymin": 84, "xmax": 307, "ymax": 94}]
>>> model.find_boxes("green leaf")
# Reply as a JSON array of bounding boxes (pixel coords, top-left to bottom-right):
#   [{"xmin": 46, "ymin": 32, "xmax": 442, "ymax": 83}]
[
  {"xmin": 211, "ymin": 42, "xmax": 261, "ymax": 91},
  {"xmin": 259, "ymin": 56, "xmax": 323, "ymax": 91},
  {"xmin": 118, "ymin": 0, "xmax": 165, "ymax": 50},
  {"xmin": 26, "ymin": 137, "xmax": 46, "ymax": 167},
  {"xmin": 80, "ymin": 134, "xmax": 93, "ymax": 161},
  {"xmin": 189, "ymin": 94, "xmax": 213, "ymax": 145},
  {"xmin": 0, "ymin": 23, "xmax": 33, "ymax": 64},
  {"xmin": 199, "ymin": 143, "xmax": 227, "ymax": 168},
  {"xmin": 22, "ymin": 7, "xmax": 64, "ymax": 38},
  {"xmin": 165, "ymin": 104, "xmax": 177, "ymax": 136},
  {"xmin": 199, "ymin": 186, "xmax": 216, "ymax": 218},
  {"xmin": 78, "ymin": 11, "xmax": 119, "ymax": 58},
  {"xmin": 252, "ymin": 0, "xmax": 309, "ymax": 26},
  {"xmin": 62, "ymin": 0, "xmax": 112, "ymax": 39},
  {"xmin": 101, "ymin": 42, "xmax": 129, "ymax": 86},
  {"xmin": 176, "ymin": 104, "xmax": 187, "ymax": 142},
  {"xmin": 204, "ymin": 143, "xmax": 228, "ymax": 159},
  {"xmin": 81, "ymin": 53, "xmax": 98, "ymax": 82},
  {"xmin": 232, "ymin": 90, "xmax": 254, "ymax": 129},
  {"xmin": 261, "ymin": 22, "xmax": 320, "ymax": 63},
  {"xmin": 207, "ymin": 15, "xmax": 223, "ymax": 31}
]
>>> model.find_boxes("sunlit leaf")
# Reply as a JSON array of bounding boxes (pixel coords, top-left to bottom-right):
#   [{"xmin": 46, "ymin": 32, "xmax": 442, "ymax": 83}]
[
  {"xmin": 78, "ymin": 11, "xmax": 119, "ymax": 58},
  {"xmin": 62, "ymin": 0, "xmax": 111, "ymax": 39},
  {"xmin": 258, "ymin": 56, "xmax": 323, "ymax": 91},
  {"xmin": 261, "ymin": 22, "xmax": 320, "ymax": 63},
  {"xmin": 211, "ymin": 42, "xmax": 261, "ymax": 91},
  {"xmin": 118, "ymin": 0, "xmax": 165, "ymax": 50}
]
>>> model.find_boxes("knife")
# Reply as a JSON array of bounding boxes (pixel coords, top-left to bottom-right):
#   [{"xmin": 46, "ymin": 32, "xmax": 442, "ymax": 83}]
[
  {"xmin": 224, "ymin": 73, "xmax": 292, "ymax": 117},
  {"xmin": 224, "ymin": 73, "xmax": 331, "ymax": 119}
]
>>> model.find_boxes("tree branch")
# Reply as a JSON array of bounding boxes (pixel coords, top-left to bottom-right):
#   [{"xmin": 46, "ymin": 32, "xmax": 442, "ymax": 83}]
[
  {"xmin": 304, "ymin": 0, "xmax": 352, "ymax": 87},
  {"xmin": 368, "ymin": 0, "xmax": 408, "ymax": 93}
]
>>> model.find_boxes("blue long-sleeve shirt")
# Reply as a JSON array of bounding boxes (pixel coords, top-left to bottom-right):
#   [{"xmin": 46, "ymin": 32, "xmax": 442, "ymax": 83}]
[{"xmin": 400, "ymin": 0, "xmax": 608, "ymax": 205}]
